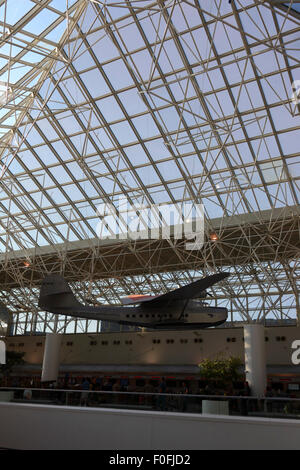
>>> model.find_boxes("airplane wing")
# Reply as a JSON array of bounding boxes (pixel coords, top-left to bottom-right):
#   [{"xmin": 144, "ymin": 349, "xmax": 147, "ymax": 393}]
[
  {"xmin": 120, "ymin": 294, "xmax": 160, "ymax": 305},
  {"xmin": 122, "ymin": 273, "xmax": 230, "ymax": 305}
]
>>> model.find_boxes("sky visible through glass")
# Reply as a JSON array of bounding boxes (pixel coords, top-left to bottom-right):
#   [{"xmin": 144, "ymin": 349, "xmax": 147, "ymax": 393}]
[{"xmin": 0, "ymin": 0, "xmax": 298, "ymax": 333}]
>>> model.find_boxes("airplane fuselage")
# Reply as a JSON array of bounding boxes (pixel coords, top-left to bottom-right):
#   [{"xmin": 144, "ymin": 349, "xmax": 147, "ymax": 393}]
[{"xmin": 45, "ymin": 298, "xmax": 227, "ymax": 330}]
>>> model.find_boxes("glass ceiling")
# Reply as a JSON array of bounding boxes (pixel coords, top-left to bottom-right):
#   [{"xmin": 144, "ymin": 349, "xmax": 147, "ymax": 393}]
[{"xmin": 0, "ymin": 0, "xmax": 299, "ymax": 334}]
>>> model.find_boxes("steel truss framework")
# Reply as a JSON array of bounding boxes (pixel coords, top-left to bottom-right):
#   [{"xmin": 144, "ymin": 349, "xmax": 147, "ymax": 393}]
[{"xmin": 0, "ymin": 0, "xmax": 298, "ymax": 335}]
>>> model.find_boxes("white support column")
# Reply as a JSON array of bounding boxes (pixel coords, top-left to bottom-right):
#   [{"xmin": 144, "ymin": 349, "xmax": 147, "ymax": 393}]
[
  {"xmin": 41, "ymin": 334, "xmax": 62, "ymax": 383},
  {"xmin": 244, "ymin": 324, "xmax": 266, "ymax": 397}
]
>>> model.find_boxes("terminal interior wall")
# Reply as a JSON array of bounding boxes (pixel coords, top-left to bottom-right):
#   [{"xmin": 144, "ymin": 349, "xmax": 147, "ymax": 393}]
[{"xmin": 5, "ymin": 326, "xmax": 299, "ymax": 367}]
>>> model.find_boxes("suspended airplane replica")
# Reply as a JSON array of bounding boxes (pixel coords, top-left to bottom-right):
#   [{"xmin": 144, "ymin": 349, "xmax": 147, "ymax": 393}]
[{"xmin": 38, "ymin": 272, "xmax": 230, "ymax": 330}]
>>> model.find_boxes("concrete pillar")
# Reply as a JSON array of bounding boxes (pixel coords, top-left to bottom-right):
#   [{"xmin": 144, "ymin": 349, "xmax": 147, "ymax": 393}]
[
  {"xmin": 41, "ymin": 334, "xmax": 62, "ymax": 383},
  {"xmin": 244, "ymin": 324, "xmax": 266, "ymax": 397}
]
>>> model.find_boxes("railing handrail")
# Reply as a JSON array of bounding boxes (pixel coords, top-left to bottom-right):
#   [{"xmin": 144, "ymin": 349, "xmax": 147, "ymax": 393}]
[{"xmin": 0, "ymin": 387, "xmax": 300, "ymax": 402}]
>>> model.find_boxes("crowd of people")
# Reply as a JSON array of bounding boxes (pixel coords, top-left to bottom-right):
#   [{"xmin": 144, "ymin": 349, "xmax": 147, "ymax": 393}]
[
  {"xmin": 1, "ymin": 374, "xmax": 299, "ymax": 416},
  {"xmin": 1, "ymin": 374, "xmax": 299, "ymax": 403}
]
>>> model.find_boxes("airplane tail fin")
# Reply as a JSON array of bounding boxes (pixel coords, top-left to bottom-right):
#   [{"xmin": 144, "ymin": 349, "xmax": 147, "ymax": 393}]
[{"xmin": 38, "ymin": 275, "xmax": 81, "ymax": 313}]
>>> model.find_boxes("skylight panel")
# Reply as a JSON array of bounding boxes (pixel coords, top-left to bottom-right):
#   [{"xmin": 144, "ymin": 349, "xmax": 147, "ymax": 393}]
[
  {"xmin": 98, "ymin": 175, "xmax": 120, "ymax": 194},
  {"xmin": 80, "ymin": 68, "xmax": 111, "ymax": 98},
  {"xmin": 135, "ymin": 165, "xmax": 160, "ymax": 185},
  {"xmin": 35, "ymin": 144, "xmax": 59, "ymax": 165},
  {"xmin": 278, "ymin": 129, "xmax": 300, "ymax": 154},
  {"xmin": 59, "ymin": 113, "xmax": 83, "ymax": 134},
  {"xmin": 124, "ymin": 143, "xmax": 149, "ymax": 165},
  {"xmin": 46, "ymin": 187, "xmax": 68, "ymax": 205},
  {"xmin": 270, "ymin": 103, "xmax": 297, "ymax": 131},
  {"xmin": 242, "ymin": 113, "xmax": 271, "ymax": 138},
  {"xmin": 72, "ymin": 44, "xmax": 96, "ymax": 72},
  {"xmin": 49, "ymin": 165, "xmax": 72, "ymax": 184},
  {"xmin": 156, "ymin": 160, "xmax": 182, "ymax": 181},
  {"xmin": 222, "ymin": 57, "xmax": 255, "ymax": 84},
  {"xmin": 268, "ymin": 182, "xmax": 295, "ymax": 207},
  {"xmin": 203, "ymin": 196, "xmax": 225, "ymax": 218},
  {"xmin": 87, "ymin": 32, "xmax": 120, "ymax": 62},
  {"xmin": 30, "ymin": 190, "xmax": 52, "ymax": 207},
  {"xmin": 70, "ymin": 134, "xmax": 96, "ymax": 155},
  {"xmin": 129, "ymin": 48, "xmax": 154, "ymax": 81},
  {"xmin": 253, "ymin": 49, "xmax": 287, "ymax": 76},
  {"xmin": 132, "ymin": 114, "xmax": 160, "ymax": 139},
  {"xmin": 1, "ymin": 1, "xmax": 34, "ymax": 26},
  {"xmin": 148, "ymin": 186, "xmax": 172, "ymax": 204},
  {"xmin": 119, "ymin": 21, "xmax": 145, "ymax": 51},
  {"xmin": 231, "ymin": 81, "xmax": 264, "ymax": 112},
  {"xmin": 144, "ymin": 137, "xmax": 171, "ymax": 161},
  {"xmin": 4, "ymin": 158, "xmax": 24, "ymax": 174},
  {"xmin": 260, "ymin": 71, "xmax": 291, "ymax": 105},
  {"xmin": 17, "ymin": 150, "xmax": 40, "ymax": 171},
  {"xmin": 96, "ymin": 96, "xmax": 125, "ymax": 122},
  {"xmin": 259, "ymin": 161, "xmax": 285, "ymax": 183},
  {"xmin": 78, "ymin": 180, "xmax": 100, "ymax": 198},
  {"xmin": 284, "ymin": 2, "xmax": 300, "ymax": 13},
  {"xmin": 65, "ymin": 183, "xmax": 85, "ymax": 201},
  {"xmin": 36, "ymin": 118, "xmax": 60, "ymax": 141},
  {"xmin": 207, "ymin": 21, "xmax": 239, "ymax": 55},
  {"xmin": 287, "ymin": 159, "xmax": 300, "ymax": 179},
  {"xmin": 103, "ymin": 59, "xmax": 135, "ymax": 89},
  {"xmin": 50, "ymin": 0, "xmax": 78, "ymax": 12},
  {"xmin": 57, "ymin": 223, "xmax": 80, "ymax": 242},
  {"xmin": 92, "ymin": 128, "xmax": 114, "ymax": 150},
  {"xmin": 24, "ymin": 8, "xmax": 60, "ymax": 35},
  {"xmin": 51, "ymin": 140, "xmax": 75, "ymax": 161},
  {"xmin": 110, "ymin": 120, "xmax": 137, "ymax": 145},
  {"xmin": 154, "ymin": 105, "xmax": 181, "ymax": 132},
  {"xmin": 180, "ymin": 155, "xmax": 203, "ymax": 176},
  {"xmin": 118, "ymin": 88, "xmax": 148, "ymax": 115}
]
